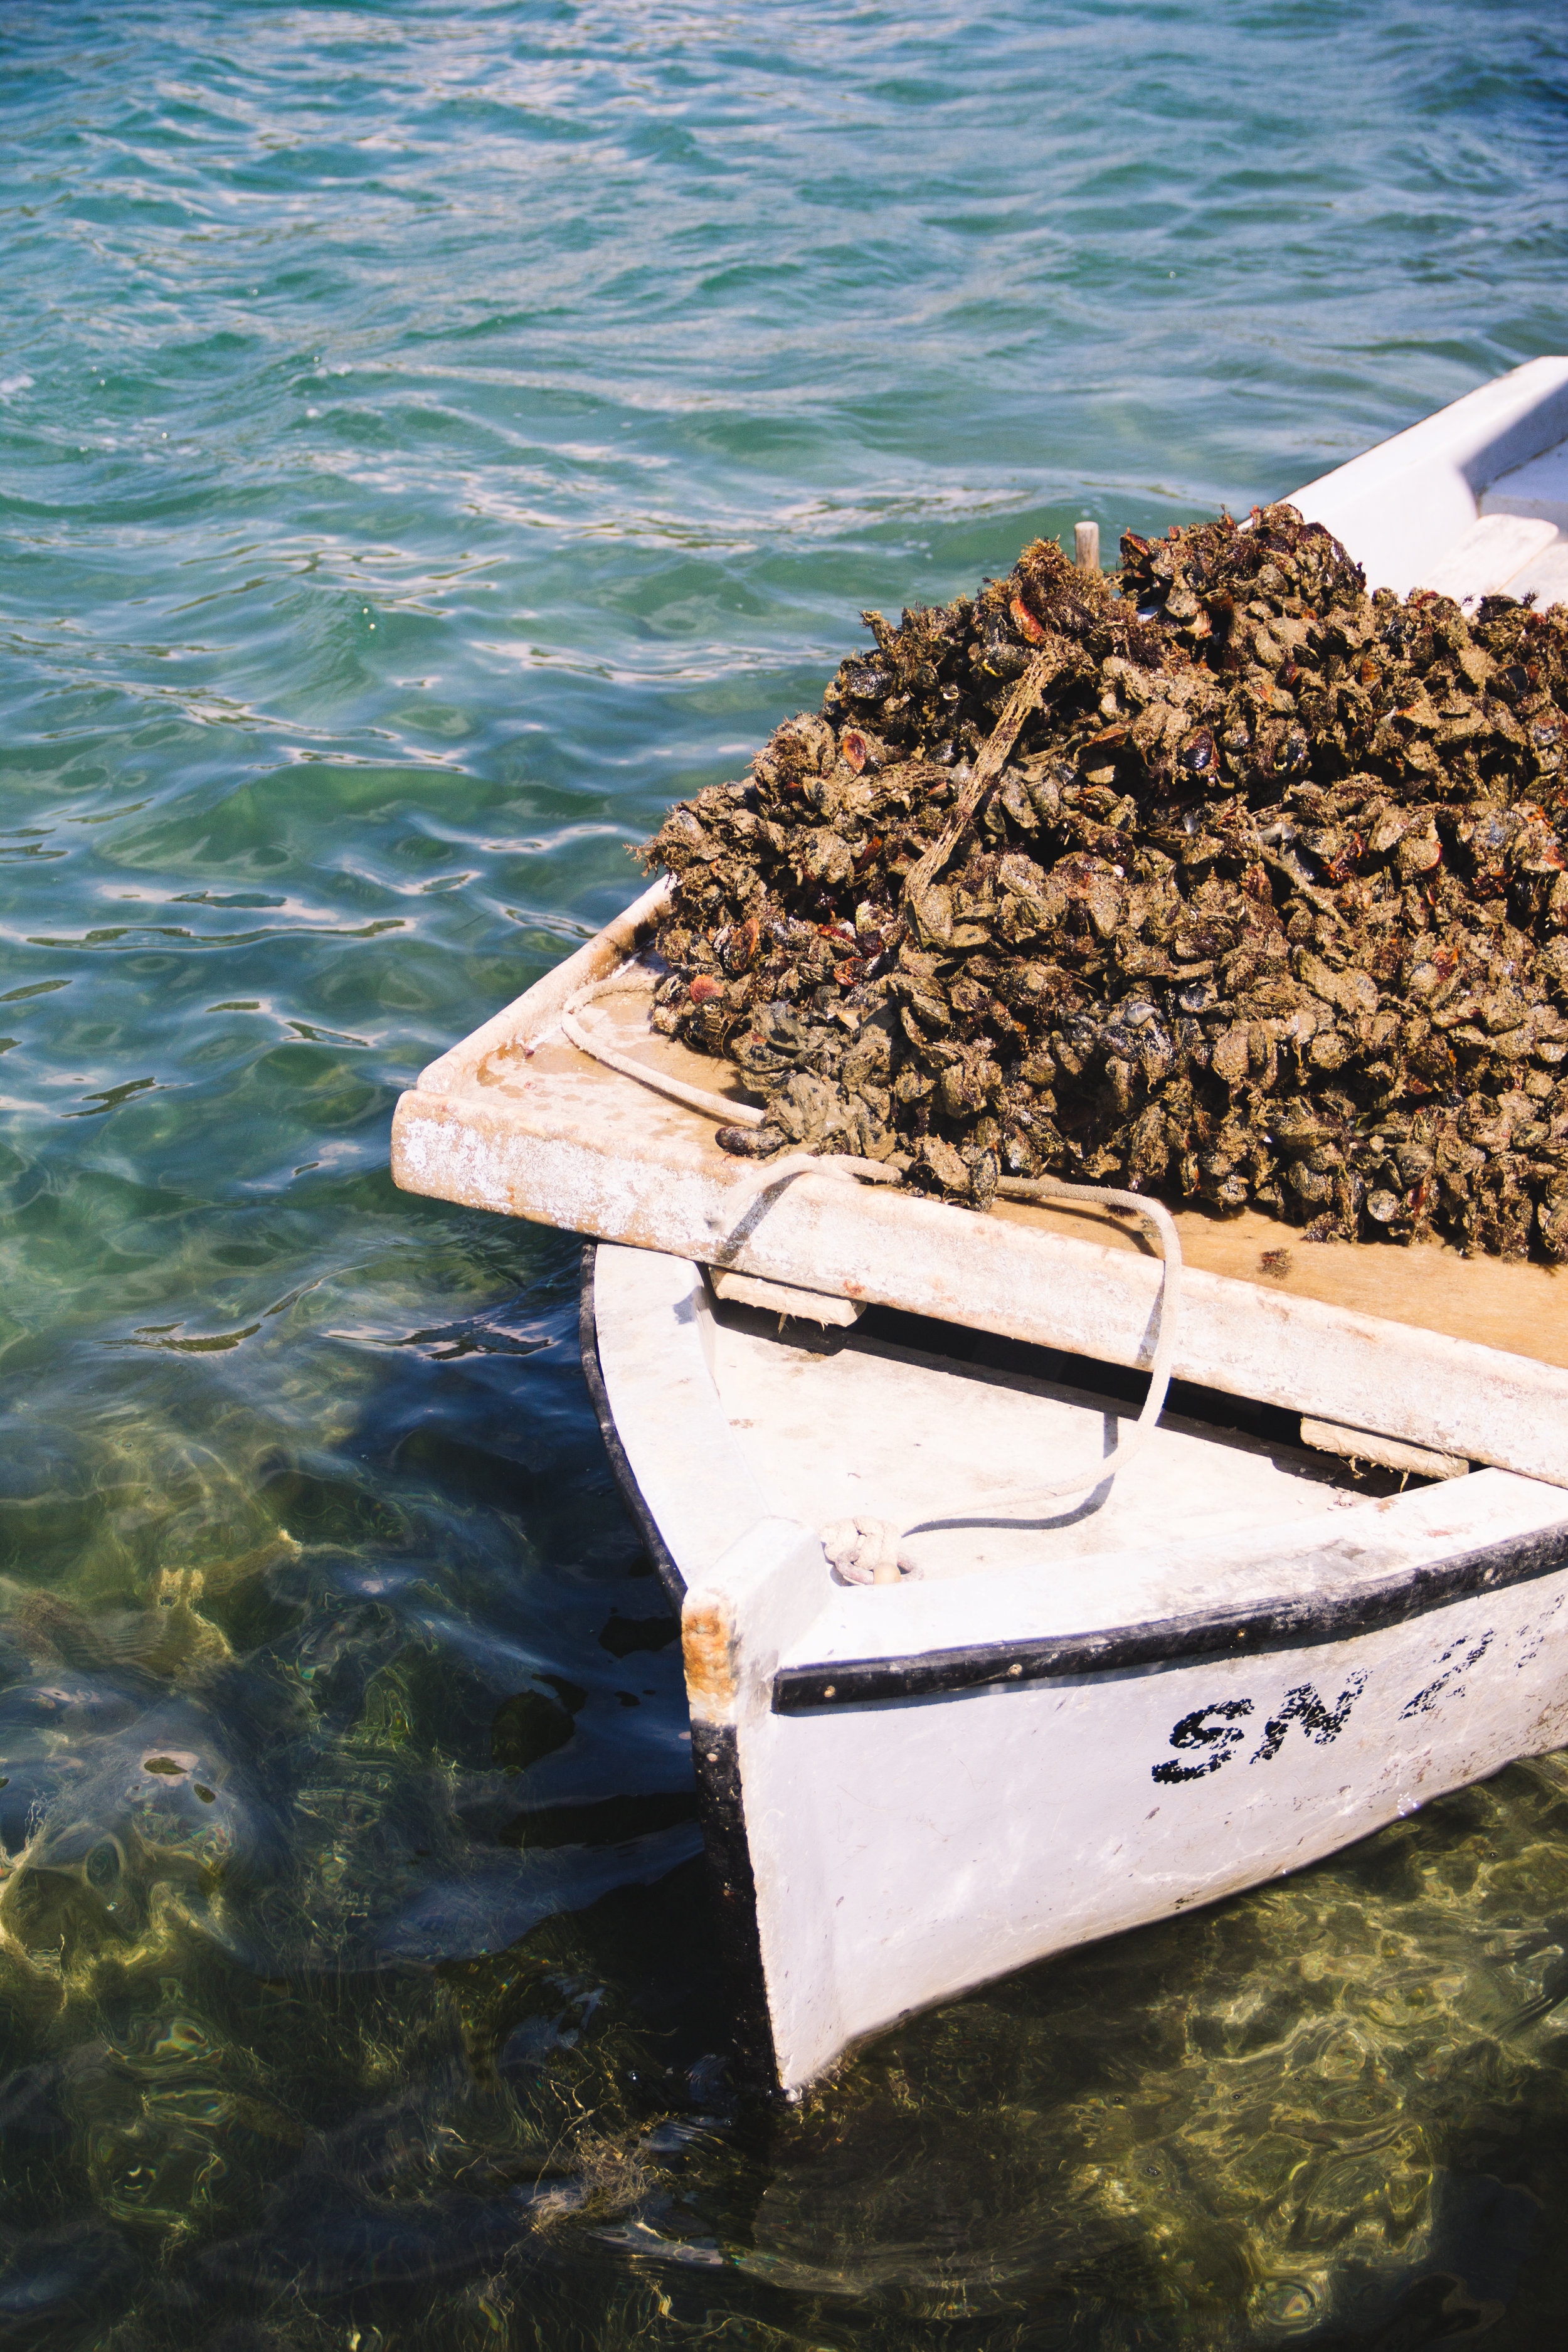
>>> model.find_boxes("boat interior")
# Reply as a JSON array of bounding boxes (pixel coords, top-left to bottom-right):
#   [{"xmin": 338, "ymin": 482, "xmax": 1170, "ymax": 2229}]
[
  {"xmin": 1293, "ymin": 353, "xmax": 1568, "ymax": 599},
  {"xmin": 1399, "ymin": 441, "xmax": 1568, "ymax": 602},
  {"xmin": 588, "ymin": 1236, "xmax": 1568, "ymax": 1686},
  {"xmin": 704, "ymin": 1282, "xmax": 1415, "ymax": 1587}
]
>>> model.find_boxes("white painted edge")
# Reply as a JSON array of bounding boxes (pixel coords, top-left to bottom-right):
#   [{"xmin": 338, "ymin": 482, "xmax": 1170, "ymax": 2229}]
[{"xmin": 1290, "ymin": 355, "xmax": 1568, "ymax": 596}]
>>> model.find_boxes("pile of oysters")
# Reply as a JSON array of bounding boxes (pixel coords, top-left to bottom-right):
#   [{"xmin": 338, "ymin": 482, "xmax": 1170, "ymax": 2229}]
[{"xmin": 643, "ymin": 506, "xmax": 1568, "ymax": 1259}]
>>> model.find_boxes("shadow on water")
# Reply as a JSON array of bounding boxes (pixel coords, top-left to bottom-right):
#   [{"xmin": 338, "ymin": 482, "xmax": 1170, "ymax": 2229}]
[{"xmin": 0, "ymin": 1241, "xmax": 733, "ymax": 2348}]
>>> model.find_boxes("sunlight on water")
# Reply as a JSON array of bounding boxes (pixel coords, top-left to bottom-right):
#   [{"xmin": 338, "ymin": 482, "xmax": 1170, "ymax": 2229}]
[{"xmin": 3, "ymin": 0, "xmax": 1568, "ymax": 2339}]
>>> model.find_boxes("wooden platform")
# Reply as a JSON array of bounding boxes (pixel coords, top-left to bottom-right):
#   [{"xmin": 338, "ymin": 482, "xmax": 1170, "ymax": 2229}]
[
  {"xmin": 1054, "ymin": 1200, "xmax": 1568, "ymax": 1375},
  {"xmin": 392, "ymin": 880, "xmax": 1568, "ymax": 1486}
]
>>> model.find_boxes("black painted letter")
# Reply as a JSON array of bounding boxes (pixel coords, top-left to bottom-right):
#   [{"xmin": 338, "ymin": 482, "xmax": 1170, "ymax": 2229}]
[
  {"xmin": 1152, "ymin": 1698, "xmax": 1254, "ymax": 1783},
  {"xmin": 1250, "ymin": 1673, "xmax": 1365, "ymax": 1763}
]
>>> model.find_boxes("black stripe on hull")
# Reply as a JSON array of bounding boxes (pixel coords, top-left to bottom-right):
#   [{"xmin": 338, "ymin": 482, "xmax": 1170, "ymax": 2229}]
[
  {"xmin": 578, "ymin": 1241, "xmax": 685, "ymax": 1607},
  {"xmin": 773, "ymin": 1519, "xmax": 1568, "ymax": 1712},
  {"xmin": 689, "ymin": 1722, "xmax": 781, "ymax": 2097},
  {"xmin": 578, "ymin": 1245, "xmax": 780, "ymax": 2095}
]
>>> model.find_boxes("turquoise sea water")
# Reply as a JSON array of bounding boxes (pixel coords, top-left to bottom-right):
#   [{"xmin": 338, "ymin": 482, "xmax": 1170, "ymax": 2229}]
[{"xmin": 3, "ymin": 3, "xmax": 1568, "ymax": 2343}]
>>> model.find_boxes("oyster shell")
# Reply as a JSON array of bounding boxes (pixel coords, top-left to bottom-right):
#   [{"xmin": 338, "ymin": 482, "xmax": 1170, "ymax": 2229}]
[{"xmin": 642, "ymin": 514, "xmax": 1568, "ymax": 1259}]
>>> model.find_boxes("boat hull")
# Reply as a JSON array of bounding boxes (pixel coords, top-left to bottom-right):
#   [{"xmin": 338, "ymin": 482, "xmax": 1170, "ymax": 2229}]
[
  {"xmin": 735, "ymin": 1579, "xmax": 1568, "ymax": 2092},
  {"xmin": 582, "ymin": 1242, "xmax": 1568, "ymax": 2095}
]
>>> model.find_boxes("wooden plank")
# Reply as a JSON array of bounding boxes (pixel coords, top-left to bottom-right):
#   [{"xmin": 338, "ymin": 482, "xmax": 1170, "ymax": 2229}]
[
  {"xmin": 391, "ymin": 973, "xmax": 1568, "ymax": 1485},
  {"xmin": 1116, "ymin": 1202, "xmax": 1568, "ymax": 1374},
  {"xmin": 396, "ymin": 956, "xmax": 1568, "ymax": 1372}
]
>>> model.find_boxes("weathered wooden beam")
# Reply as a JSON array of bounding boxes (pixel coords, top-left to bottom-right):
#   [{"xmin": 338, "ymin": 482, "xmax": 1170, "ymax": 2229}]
[{"xmin": 393, "ymin": 1051, "xmax": 1568, "ymax": 1489}]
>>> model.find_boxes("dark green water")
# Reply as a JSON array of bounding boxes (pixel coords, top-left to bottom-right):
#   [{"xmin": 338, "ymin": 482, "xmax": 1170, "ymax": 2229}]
[{"xmin": 3, "ymin": 3, "xmax": 1568, "ymax": 2343}]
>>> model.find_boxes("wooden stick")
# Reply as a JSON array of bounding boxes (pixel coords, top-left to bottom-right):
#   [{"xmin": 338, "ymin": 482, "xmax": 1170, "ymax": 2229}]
[
  {"xmin": 899, "ymin": 647, "xmax": 1057, "ymax": 916},
  {"xmin": 1074, "ymin": 519, "xmax": 1101, "ymax": 574}
]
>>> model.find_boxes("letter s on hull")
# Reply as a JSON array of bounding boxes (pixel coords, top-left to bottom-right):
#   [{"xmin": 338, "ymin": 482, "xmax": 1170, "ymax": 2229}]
[{"xmin": 1152, "ymin": 1699, "xmax": 1254, "ymax": 1783}]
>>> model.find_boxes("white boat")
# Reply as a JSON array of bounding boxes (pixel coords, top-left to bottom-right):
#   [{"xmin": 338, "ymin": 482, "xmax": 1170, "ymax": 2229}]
[{"xmin": 393, "ymin": 359, "xmax": 1568, "ymax": 2098}]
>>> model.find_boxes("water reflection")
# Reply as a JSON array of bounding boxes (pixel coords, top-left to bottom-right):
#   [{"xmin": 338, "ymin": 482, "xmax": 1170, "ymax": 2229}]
[
  {"xmin": 1, "ymin": 1090, "xmax": 1565, "ymax": 2349},
  {"xmin": 6, "ymin": 0, "xmax": 1568, "ymax": 2334},
  {"xmin": 0, "ymin": 1263, "xmax": 719, "ymax": 2344},
  {"xmin": 3, "ymin": 1335, "xmax": 1567, "ymax": 2349}
]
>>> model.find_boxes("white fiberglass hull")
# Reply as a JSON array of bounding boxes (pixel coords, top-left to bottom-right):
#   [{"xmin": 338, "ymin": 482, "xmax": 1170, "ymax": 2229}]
[{"xmin": 585, "ymin": 1242, "xmax": 1568, "ymax": 2096}]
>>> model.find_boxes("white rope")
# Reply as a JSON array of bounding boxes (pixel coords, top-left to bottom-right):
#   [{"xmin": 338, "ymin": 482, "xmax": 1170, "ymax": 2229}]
[
  {"xmin": 559, "ymin": 967, "xmax": 768, "ymax": 1128},
  {"xmin": 711, "ymin": 1147, "xmax": 901, "ymax": 1215},
  {"xmin": 559, "ymin": 961, "xmax": 1184, "ymax": 1580},
  {"xmin": 993, "ymin": 1173, "xmax": 1183, "ymax": 1494},
  {"xmin": 828, "ymin": 1179, "xmax": 1182, "ymax": 1581}
]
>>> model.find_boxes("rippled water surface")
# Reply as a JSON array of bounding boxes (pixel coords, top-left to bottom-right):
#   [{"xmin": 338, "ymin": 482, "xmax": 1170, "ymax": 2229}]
[{"xmin": 4, "ymin": 2, "xmax": 1568, "ymax": 2342}]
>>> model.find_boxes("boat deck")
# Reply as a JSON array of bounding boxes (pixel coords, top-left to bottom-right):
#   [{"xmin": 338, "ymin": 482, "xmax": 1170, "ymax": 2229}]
[
  {"xmin": 709, "ymin": 1293, "xmax": 1371, "ymax": 1584},
  {"xmin": 1421, "ymin": 447, "xmax": 1568, "ymax": 602}
]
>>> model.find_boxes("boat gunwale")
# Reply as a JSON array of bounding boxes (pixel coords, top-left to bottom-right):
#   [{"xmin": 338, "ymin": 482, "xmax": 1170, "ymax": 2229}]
[
  {"xmin": 771, "ymin": 1517, "xmax": 1568, "ymax": 1712},
  {"xmin": 578, "ymin": 1239, "xmax": 687, "ymax": 1607}
]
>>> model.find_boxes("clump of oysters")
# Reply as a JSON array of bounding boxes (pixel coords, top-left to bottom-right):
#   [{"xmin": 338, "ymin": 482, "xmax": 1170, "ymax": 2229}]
[{"xmin": 644, "ymin": 506, "xmax": 1568, "ymax": 1258}]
